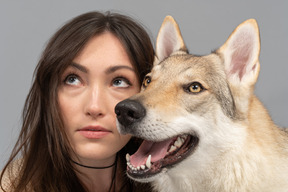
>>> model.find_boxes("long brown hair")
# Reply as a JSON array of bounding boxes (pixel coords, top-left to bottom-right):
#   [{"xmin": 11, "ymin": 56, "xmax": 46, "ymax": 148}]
[{"xmin": 0, "ymin": 11, "xmax": 154, "ymax": 192}]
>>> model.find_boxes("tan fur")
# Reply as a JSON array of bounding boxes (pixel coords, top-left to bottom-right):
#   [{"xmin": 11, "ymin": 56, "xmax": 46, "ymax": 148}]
[{"xmin": 116, "ymin": 16, "xmax": 288, "ymax": 192}]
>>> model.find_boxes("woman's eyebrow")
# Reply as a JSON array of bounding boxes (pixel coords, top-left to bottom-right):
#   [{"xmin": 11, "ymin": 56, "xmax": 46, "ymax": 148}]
[
  {"xmin": 70, "ymin": 63, "xmax": 134, "ymax": 74},
  {"xmin": 105, "ymin": 65, "xmax": 135, "ymax": 74},
  {"xmin": 70, "ymin": 62, "xmax": 88, "ymax": 73}
]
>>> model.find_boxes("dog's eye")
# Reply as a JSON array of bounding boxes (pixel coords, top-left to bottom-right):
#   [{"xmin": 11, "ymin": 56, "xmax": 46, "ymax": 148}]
[
  {"xmin": 142, "ymin": 76, "xmax": 151, "ymax": 88},
  {"xmin": 185, "ymin": 82, "xmax": 204, "ymax": 94}
]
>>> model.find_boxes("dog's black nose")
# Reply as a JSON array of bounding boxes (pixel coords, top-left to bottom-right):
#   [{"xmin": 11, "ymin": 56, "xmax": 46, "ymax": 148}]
[{"xmin": 115, "ymin": 99, "xmax": 146, "ymax": 127}]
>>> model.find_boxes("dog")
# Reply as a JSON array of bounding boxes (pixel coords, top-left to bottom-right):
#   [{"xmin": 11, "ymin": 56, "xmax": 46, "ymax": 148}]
[{"xmin": 115, "ymin": 16, "xmax": 288, "ymax": 192}]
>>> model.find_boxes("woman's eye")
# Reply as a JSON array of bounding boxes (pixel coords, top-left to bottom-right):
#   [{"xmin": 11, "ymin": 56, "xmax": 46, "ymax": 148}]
[
  {"xmin": 64, "ymin": 74, "xmax": 81, "ymax": 86},
  {"xmin": 113, "ymin": 77, "xmax": 131, "ymax": 88}
]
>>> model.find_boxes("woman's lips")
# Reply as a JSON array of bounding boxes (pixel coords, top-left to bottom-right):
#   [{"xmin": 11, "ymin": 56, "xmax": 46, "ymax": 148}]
[{"xmin": 77, "ymin": 126, "xmax": 112, "ymax": 139}]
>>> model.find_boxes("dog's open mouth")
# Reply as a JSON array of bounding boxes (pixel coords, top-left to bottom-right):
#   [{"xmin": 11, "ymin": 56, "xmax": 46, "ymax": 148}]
[{"xmin": 126, "ymin": 134, "xmax": 199, "ymax": 178}]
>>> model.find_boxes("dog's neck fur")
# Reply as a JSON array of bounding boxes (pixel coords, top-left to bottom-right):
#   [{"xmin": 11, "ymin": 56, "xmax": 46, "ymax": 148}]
[{"xmin": 151, "ymin": 96, "xmax": 288, "ymax": 192}]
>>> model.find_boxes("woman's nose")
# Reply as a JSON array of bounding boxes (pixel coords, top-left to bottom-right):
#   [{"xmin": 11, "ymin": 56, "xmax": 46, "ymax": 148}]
[{"xmin": 85, "ymin": 85, "xmax": 107, "ymax": 119}]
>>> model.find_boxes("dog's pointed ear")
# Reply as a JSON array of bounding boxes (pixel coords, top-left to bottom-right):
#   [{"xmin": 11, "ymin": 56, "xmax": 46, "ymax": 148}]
[
  {"xmin": 154, "ymin": 16, "xmax": 187, "ymax": 64},
  {"xmin": 217, "ymin": 19, "xmax": 260, "ymax": 85}
]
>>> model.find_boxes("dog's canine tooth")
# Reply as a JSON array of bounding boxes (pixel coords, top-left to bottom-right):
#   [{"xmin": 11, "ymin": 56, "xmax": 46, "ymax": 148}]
[
  {"xmin": 146, "ymin": 155, "xmax": 152, "ymax": 169},
  {"xmin": 169, "ymin": 145, "xmax": 177, "ymax": 153},
  {"xmin": 126, "ymin": 153, "xmax": 130, "ymax": 162}
]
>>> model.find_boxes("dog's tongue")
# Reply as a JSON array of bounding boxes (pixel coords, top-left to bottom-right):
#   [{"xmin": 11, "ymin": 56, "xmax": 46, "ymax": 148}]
[{"xmin": 130, "ymin": 138, "xmax": 175, "ymax": 167}]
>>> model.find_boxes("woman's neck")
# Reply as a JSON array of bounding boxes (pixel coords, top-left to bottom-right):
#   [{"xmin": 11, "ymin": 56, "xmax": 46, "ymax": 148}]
[
  {"xmin": 72, "ymin": 155, "xmax": 118, "ymax": 192},
  {"xmin": 77, "ymin": 167, "xmax": 116, "ymax": 192}
]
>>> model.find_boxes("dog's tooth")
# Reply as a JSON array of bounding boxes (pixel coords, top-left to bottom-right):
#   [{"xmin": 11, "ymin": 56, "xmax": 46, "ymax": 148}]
[
  {"xmin": 137, "ymin": 166, "xmax": 140, "ymax": 170},
  {"xmin": 127, "ymin": 163, "xmax": 133, "ymax": 169},
  {"xmin": 131, "ymin": 164, "xmax": 136, "ymax": 170},
  {"xmin": 126, "ymin": 153, "xmax": 130, "ymax": 162},
  {"xmin": 146, "ymin": 155, "xmax": 152, "ymax": 169},
  {"xmin": 174, "ymin": 142, "xmax": 181, "ymax": 148},
  {"xmin": 169, "ymin": 145, "xmax": 177, "ymax": 152},
  {"xmin": 174, "ymin": 137, "xmax": 184, "ymax": 147},
  {"xmin": 182, "ymin": 135, "xmax": 187, "ymax": 140},
  {"xmin": 127, "ymin": 162, "xmax": 137, "ymax": 171},
  {"xmin": 178, "ymin": 136, "xmax": 184, "ymax": 143},
  {"xmin": 140, "ymin": 165, "xmax": 146, "ymax": 170}
]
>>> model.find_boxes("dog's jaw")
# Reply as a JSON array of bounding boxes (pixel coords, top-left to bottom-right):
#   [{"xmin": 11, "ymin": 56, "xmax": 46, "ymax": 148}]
[
  {"xmin": 115, "ymin": 108, "xmax": 210, "ymax": 183},
  {"xmin": 117, "ymin": 102, "xmax": 249, "ymax": 189},
  {"xmin": 125, "ymin": 134, "xmax": 199, "ymax": 179}
]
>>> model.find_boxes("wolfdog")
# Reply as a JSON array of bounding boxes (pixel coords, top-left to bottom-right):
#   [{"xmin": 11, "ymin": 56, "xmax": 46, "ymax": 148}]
[{"xmin": 115, "ymin": 16, "xmax": 288, "ymax": 192}]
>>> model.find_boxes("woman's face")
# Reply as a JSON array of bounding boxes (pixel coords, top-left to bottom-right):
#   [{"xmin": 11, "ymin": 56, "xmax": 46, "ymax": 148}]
[{"xmin": 58, "ymin": 32, "xmax": 140, "ymax": 166}]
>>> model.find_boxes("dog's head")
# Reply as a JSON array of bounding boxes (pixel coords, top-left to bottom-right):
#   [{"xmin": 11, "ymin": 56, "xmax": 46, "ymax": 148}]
[{"xmin": 115, "ymin": 16, "xmax": 260, "ymax": 183}]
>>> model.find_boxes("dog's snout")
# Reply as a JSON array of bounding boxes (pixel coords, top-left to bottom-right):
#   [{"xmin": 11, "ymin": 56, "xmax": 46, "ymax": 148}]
[{"xmin": 115, "ymin": 99, "xmax": 146, "ymax": 127}]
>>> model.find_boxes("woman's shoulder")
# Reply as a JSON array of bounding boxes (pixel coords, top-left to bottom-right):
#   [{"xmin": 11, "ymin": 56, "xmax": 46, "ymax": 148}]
[{"xmin": 0, "ymin": 158, "xmax": 23, "ymax": 191}]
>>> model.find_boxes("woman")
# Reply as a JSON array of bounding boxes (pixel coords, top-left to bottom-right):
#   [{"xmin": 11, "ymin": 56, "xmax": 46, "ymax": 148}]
[{"xmin": 0, "ymin": 11, "xmax": 154, "ymax": 192}]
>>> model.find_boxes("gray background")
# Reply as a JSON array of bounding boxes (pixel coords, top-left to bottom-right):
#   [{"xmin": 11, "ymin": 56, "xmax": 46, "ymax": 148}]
[{"xmin": 1, "ymin": 0, "xmax": 287, "ymax": 169}]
